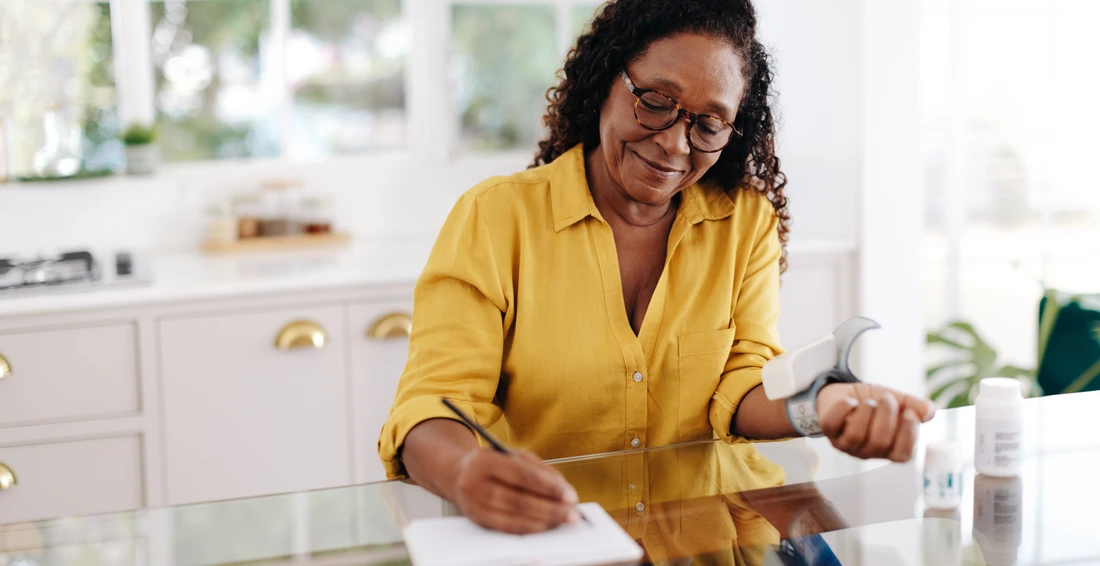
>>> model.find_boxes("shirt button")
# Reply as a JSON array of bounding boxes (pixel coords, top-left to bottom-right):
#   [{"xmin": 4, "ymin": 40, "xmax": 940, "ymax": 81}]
[
  {"xmin": 628, "ymin": 483, "xmax": 637, "ymax": 491},
  {"xmin": 631, "ymin": 437, "xmax": 641, "ymax": 448},
  {"xmin": 632, "ymin": 371, "xmax": 643, "ymax": 383},
  {"xmin": 635, "ymin": 502, "xmax": 645, "ymax": 515}
]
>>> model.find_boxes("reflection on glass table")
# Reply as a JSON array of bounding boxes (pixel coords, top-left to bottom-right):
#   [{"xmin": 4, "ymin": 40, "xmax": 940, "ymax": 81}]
[{"xmin": 2, "ymin": 391, "xmax": 1099, "ymax": 565}]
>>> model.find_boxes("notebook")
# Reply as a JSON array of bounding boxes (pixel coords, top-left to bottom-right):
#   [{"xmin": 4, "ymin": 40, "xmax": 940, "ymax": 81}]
[{"xmin": 403, "ymin": 502, "xmax": 644, "ymax": 566}]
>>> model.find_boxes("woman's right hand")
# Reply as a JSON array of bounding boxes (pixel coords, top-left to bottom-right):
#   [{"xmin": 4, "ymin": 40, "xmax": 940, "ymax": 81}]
[
  {"xmin": 451, "ymin": 448, "xmax": 581, "ymax": 534},
  {"xmin": 402, "ymin": 418, "xmax": 581, "ymax": 534}
]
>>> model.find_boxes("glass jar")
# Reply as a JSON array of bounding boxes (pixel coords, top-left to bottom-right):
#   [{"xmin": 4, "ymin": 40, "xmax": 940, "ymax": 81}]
[
  {"xmin": 258, "ymin": 179, "xmax": 302, "ymax": 237},
  {"xmin": 298, "ymin": 195, "xmax": 335, "ymax": 234},
  {"xmin": 205, "ymin": 200, "xmax": 238, "ymax": 246},
  {"xmin": 233, "ymin": 193, "xmax": 264, "ymax": 239}
]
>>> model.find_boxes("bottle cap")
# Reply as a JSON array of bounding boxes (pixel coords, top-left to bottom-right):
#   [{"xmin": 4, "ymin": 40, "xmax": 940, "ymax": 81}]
[
  {"xmin": 979, "ymin": 378, "xmax": 1022, "ymax": 400},
  {"xmin": 925, "ymin": 440, "xmax": 960, "ymax": 468}
]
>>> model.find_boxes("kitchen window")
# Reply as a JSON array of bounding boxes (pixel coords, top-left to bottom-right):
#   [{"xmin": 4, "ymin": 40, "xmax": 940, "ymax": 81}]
[
  {"xmin": 150, "ymin": 0, "xmax": 280, "ymax": 161},
  {"xmin": 289, "ymin": 0, "xmax": 408, "ymax": 158},
  {"xmin": 0, "ymin": 1, "xmax": 119, "ymax": 179},
  {"xmin": 451, "ymin": 5, "xmax": 558, "ymax": 150},
  {"xmin": 2, "ymin": 0, "xmax": 603, "ymax": 175}
]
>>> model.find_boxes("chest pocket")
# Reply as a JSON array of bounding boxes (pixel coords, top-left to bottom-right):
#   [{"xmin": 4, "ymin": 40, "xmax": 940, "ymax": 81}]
[{"xmin": 678, "ymin": 327, "xmax": 736, "ymax": 441}]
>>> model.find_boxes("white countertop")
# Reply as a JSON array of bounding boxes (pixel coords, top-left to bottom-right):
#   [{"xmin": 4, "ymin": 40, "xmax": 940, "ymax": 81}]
[{"xmin": 0, "ymin": 236, "xmax": 436, "ymax": 318}]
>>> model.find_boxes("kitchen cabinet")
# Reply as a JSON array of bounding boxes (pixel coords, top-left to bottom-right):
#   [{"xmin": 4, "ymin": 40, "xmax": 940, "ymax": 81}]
[
  {"xmin": 0, "ymin": 322, "xmax": 140, "ymax": 427},
  {"xmin": 0, "ymin": 435, "xmax": 143, "ymax": 524},
  {"xmin": 349, "ymin": 300, "xmax": 414, "ymax": 484},
  {"xmin": 159, "ymin": 304, "xmax": 352, "ymax": 505}
]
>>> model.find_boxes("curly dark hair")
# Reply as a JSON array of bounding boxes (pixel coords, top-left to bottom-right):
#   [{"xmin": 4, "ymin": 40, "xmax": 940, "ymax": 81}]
[{"xmin": 533, "ymin": 0, "xmax": 791, "ymax": 272}]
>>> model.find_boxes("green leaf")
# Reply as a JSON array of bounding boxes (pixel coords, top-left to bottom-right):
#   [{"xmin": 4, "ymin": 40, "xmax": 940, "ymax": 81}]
[
  {"xmin": 925, "ymin": 359, "xmax": 968, "ymax": 380},
  {"xmin": 972, "ymin": 342, "xmax": 998, "ymax": 377},
  {"xmin": 946, "ymin": 321, "xmax": 981, "ymax": 339},
  {"xmin": 120, "ymin": 123, "xmax": 156, "ymax": 145},
  {"xmin": 926, "ymin": 333, "xmax": 970, "ymax": 350},
  {"xmin": 946, "ymin": 390, "xmax": 973, "ymax": 408},
  {"xmin": 930, "ymin": 378, "xmax": 970, "ymax": 402},
  {"xmin": 995, "ymin": 364, "xmax": 1035, "ymax": 379}
]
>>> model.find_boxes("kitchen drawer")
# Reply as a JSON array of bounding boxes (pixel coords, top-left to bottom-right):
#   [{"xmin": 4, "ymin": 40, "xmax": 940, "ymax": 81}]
[
  {"xmin": 0, "ymin": 323, "xmax": 140, "ymax": 427},
  {"xmin": 0, "ymin": 436, "xmax": 144, "ymax": 525},
  {"xmin": 160, "ymin": 305, "xmax": 351, "ymax": 505}
]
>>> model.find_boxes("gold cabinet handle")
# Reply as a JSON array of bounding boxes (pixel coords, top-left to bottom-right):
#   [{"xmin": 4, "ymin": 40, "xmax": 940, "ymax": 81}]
[
  {"xmin": 0, "ymin": 462, "xmax": 15, "ymax": 490},
  {"xmin": 274, "ymin": 320, "xmax": 328, "ymax": 350},
  {"xmin": 366, "ymin": 312, "xmax": 412, "ymax": 340},
  {"xmin": 0, "ymin": 353, "xmax": 10, "ymax": 381}
]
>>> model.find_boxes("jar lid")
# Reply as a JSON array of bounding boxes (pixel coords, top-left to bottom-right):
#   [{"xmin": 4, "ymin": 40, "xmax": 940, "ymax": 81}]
[
  {"xmin": 233, "ymin": 192, "xmax": 262, "ymax": 204},
  {"xmin": 301, "ymin": 194, "xmax": 333, "ymax": 206},
  {"xmin": 206, "ymin": 200, "xmax": 234, "ymax": 215},
  {"xmin": 925, "ymin": 440, "xmax": 960, "ymax": 467},
  {"xmin": 979, "ymin": 378, "xmax": 1022, "ymax": 400},
  {"xmin": 261, "ymin": 178, "xmax": 302, "ymax": 190}
]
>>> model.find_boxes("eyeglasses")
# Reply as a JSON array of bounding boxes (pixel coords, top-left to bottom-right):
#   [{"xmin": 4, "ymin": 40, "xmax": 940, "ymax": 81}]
[{"xmin": 619, "ymin": 69, "xmax": 742, "ymax": 153}]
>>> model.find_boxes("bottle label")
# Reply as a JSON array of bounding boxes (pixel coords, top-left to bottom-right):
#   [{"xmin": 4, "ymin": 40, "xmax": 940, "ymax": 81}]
[
  {"xmin": 976, "ymin": 417, "xmax": 1021, "ymax": 471},
  {"xmin": 924, "ymin": 468, "xmax": 963, "ymax": 506}
]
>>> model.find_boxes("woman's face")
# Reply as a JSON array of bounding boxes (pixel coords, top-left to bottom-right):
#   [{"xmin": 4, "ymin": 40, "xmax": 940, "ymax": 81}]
[{"xmin": 596, "ymin": 32, "xmax": 746, "ymax": 205}]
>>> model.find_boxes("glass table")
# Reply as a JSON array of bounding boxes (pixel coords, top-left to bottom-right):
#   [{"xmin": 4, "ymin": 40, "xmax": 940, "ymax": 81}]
[{"xmin": 2, "ymin": 391, "xmax": 1099, "ymax": 565}]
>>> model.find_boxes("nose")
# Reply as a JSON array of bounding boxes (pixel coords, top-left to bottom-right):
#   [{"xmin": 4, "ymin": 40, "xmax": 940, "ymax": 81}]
[{"xmin": 650, "ymin": 112, "xmax": 691, "ymax": 158}]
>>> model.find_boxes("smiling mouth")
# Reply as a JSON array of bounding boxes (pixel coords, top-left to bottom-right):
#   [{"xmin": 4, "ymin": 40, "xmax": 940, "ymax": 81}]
[{"xmin": 633, "ymin": 150, "xmax": 682, "ymax": 178}]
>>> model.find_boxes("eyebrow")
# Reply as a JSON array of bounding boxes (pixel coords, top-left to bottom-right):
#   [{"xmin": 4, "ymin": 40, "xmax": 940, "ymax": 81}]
[{"xmin": 643, "ymin": 76, "xmax": 735, "ymax": 122}]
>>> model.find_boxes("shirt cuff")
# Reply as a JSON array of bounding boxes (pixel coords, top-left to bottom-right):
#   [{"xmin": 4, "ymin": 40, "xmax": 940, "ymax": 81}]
[
  {"xmin": 378, "ymin": 396, "xmax": 483, "ymax": 480},
  {"xmin": 709, "ymin": 369, "xmax": 765, "ymax": 444}
]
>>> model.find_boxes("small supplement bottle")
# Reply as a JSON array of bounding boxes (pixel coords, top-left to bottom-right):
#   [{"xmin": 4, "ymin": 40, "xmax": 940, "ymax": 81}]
[{"xmin": 974, "ymin": 377, "xmax": 1024, "ymax": 477}]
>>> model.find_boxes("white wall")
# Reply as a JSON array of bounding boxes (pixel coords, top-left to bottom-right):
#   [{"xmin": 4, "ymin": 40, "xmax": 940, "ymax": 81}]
[
  {"xmin": 858, "ymin": 0, "xmax": 925, "ymax": 397},
  {"xmin": 757, "ymin": 0, "xmax": 863, "ymax": 244}
]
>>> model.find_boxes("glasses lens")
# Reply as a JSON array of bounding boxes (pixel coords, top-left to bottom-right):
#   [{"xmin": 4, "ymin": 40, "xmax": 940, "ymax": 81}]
[
  {"xmin": 690, "ymin": 115, "xmax": 734, "ymax": 152},
  {"xmin": 635, "ymin": 92, "xmax": 677, "ymax": 129}
]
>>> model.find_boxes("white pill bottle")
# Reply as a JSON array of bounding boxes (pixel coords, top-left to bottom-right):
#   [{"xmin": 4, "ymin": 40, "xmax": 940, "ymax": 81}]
[{"xmin": 974, "ymin": 378, "xmax": 1024, "ymax": 477}]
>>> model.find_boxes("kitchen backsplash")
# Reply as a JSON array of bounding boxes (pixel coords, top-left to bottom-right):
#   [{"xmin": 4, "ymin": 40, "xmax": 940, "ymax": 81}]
[{"xmin": 0, "ymin": 151, "xmax": 530, "ymax": 254}]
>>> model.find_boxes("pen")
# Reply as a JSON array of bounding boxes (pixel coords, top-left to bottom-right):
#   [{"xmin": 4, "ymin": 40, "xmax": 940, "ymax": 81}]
[{"xmin": 440, "ymin": 397, "xmax": 591, "ymax": 525}]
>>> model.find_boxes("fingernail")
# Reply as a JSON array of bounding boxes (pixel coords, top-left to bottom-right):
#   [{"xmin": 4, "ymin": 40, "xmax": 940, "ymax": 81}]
[
  {"xmin": 564, "ymin": 485, "xmax": 579, "ymax": 504},
  {"xmin": 567, "ymin": 510, "xmax": 581, "ymax": 524},
  {"xmin": 863, "ymin": 399, "xmax": 878, "ymax": 408},
  {"xmin": 845, "ymin": 398, "xmax": 859, "ymax": 408}
]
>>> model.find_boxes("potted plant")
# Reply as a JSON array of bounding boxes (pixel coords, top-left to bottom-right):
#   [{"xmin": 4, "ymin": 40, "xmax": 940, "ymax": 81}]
[{"xmin": 121, "ymin": 123, "xmax": 157, "ymax": 175}]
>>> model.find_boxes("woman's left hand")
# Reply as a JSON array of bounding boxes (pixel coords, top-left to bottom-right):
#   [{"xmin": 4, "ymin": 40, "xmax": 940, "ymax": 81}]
[{"xmin": 816, "ymin": 382, "xmax": 936, "ymax": 462}]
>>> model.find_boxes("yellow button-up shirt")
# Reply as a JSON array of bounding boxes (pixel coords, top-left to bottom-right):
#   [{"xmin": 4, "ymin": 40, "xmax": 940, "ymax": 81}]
[{"xmin": 379, "ymin": 144, "xmax": 784, "ymax": 479}]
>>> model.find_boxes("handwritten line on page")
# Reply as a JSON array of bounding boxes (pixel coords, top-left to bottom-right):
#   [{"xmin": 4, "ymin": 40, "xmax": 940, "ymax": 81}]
[{"xmin": 403, "ymin": 502, "xmax": 643, "ymax": 566}]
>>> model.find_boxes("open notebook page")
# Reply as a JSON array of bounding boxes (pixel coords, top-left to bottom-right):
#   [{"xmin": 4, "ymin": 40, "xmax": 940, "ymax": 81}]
[{"xmin": 404, "ymin": 502, "xmax": 643, "ymax": 566}]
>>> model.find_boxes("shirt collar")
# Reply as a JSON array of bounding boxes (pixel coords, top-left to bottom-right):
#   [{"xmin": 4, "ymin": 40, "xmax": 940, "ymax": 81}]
[{"xmin": 549, "ymin": 144, "xmax": 737, "ymax": 232}]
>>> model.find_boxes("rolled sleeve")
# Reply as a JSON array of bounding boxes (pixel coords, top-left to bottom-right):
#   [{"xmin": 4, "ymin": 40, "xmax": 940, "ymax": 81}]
[
  {"xmin": 378, "ymin": 190, "xmax": 511, "ymax": 479},
  {"xmin": 710, "ymin": 205, "xmax": 784, "ymax": 443},
  {"xmin": 379, "ymin": 397, "xmax": 488, "ymax": 480}
]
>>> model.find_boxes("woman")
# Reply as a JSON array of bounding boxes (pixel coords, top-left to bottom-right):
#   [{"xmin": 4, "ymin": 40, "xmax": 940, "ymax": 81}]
[{"xmin": 379, "ymin": 0, "xmax": 934, "ymax": 534}]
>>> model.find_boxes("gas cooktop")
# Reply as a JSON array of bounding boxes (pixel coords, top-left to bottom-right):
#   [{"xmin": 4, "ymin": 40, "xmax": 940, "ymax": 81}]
[{"xmin": 0, "ymin": 250, "xmax": 152, "ymax": 296}]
